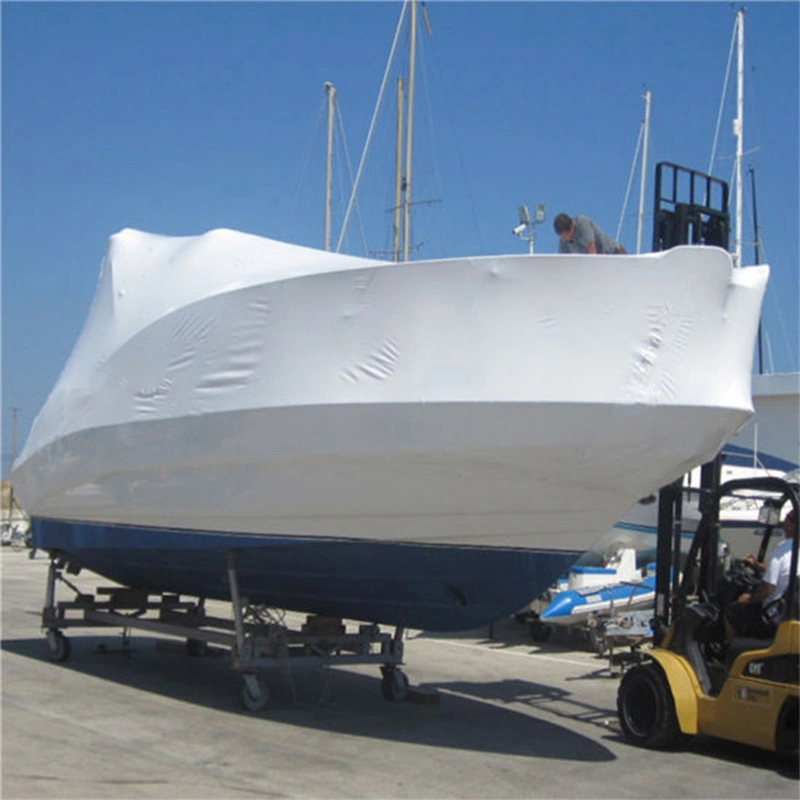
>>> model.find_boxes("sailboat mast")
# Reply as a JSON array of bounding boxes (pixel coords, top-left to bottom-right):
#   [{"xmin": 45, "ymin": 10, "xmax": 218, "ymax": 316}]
[
  {"xmin": 750, "ymin": 166, "xmax": 763, "ymax": 374},
  {"xmin": 403, "ymin": 0, "xmax": 417, "ymax": 262},
  {"xmin": 636, "ymin": 90, "xmax": 651, "ymax": 255},
  {"xmin": 734, "ymin": 8, "xmax": 744, "ymax": 268},
  {"xmin": 324, "ymin": 82, "xmax": 336, "ymax": 252},
  {"xmin": 393, "ymin": 77, "xmax": 405, "ymax": 262}
]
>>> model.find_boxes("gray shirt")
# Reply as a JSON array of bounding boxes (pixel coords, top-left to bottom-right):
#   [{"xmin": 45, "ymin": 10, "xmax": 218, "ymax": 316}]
[{"xmin": 559, "ymin": 215, "xmax": 623, "ymax": 254}]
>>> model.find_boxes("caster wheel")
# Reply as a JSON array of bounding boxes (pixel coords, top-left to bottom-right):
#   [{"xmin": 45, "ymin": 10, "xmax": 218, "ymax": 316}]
[
  {"xmin": 186, "ymin": 638, "xmax": 208, "ymax": 657},
  {"xmin": 529, "ymin": 620, "xmax": 552, "ymax": 642},
  {"xmin": 587, "ymin": 627, "xmax": 605, "ymax": 654},
  {"xmin": 381, "ymin": 667, "xmax": 409, "ymax": 702},
  {"xmin": 46, "ymin": 630, "xmax": 72, "ymax": 662},
  {"xmin": 240, "ymin": 676, "xmax": 269, "ymax": 712}
]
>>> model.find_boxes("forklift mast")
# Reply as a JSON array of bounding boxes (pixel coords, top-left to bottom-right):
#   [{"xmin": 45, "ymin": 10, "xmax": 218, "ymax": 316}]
[
  {"xmin": 650, "ymin": 162, "xmax": 730, "ymax": 644},
  {"xmin": 651, "ymin": 162, "xmax": 730, "ymax": 251}
]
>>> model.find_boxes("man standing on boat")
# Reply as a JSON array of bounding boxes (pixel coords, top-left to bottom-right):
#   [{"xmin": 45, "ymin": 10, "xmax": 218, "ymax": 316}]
[{"xmin": 554, "ymin": 213, "xmax": 626, "ymax": 254}]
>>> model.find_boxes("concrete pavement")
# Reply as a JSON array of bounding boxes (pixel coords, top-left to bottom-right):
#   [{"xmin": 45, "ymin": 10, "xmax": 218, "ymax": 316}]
[{"xmin": 2, "ymin": 547, "xmax": 797, "ymax": 799}]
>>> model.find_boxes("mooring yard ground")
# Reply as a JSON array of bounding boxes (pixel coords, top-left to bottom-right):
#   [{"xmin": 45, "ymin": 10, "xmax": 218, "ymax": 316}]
[{"xmin": 2, "ymin": 547, "xmax": 797, "ymax": 799}]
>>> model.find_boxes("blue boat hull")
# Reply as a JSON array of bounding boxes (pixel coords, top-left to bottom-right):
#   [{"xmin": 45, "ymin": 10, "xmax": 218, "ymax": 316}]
[{"xmin": 32, "ymin": 518, "xmax": 581, "ymax": 632}]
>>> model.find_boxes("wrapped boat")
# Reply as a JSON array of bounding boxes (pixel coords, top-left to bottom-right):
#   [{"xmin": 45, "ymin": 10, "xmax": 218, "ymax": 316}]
[{"xmin": 12, "ymin": 230, "xmax": 768, "ymax": 630}]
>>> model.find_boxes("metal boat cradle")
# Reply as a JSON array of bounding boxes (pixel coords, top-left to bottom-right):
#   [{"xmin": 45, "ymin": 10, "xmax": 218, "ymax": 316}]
[{"xmin": 41, "ymin": 549, "xmax": 410, "ymax": 711}]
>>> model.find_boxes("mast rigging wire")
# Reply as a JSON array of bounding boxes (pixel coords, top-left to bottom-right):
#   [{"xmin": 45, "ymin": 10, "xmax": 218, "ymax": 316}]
[
  {"xmin": 337, "ymin": 2, "xmax": 408, "ymax": 253},
  {"xmin": 708, "ymin": 17, "xmax": 738, "ymax": 175},
  {"xmin": 616, "ymin": 122, "xmax": 644, "ymax": 244}
]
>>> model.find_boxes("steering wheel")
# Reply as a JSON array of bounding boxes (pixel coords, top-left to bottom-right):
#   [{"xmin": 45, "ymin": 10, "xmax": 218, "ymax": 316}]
[{"xmin": 724, "ymin": 557, "xmax": 763, "ymax": 598}]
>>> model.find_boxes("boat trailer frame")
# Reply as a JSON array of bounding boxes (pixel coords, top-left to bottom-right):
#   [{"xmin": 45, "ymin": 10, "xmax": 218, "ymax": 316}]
[{"xmin": 40, "ymin": 551, "xmax": 408, "ymax": 711}]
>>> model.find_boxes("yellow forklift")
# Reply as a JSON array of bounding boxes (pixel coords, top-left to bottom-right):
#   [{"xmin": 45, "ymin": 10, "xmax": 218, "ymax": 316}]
[{"xmin": 616, "ymin": 474, "xmax": 799, "ymax": 753}]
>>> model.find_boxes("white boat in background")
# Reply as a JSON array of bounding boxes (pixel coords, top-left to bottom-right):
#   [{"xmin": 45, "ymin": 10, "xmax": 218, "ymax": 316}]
[
  {"xmin": 725, "ymin": 371, "xmax": 800, "ymax": 474},
  {"xmin": 582, "ymin": 457, "xmax": 798, "ymax": 573}
]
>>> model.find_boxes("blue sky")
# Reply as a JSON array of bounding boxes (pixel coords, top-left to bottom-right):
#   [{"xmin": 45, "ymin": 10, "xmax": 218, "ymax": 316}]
[{"xmin": 2, "ymin": 1, "xmax": 798, "ymax": 474}]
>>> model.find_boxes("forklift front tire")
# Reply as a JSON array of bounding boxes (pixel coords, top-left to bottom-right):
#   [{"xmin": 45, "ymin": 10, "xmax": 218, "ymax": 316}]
[{"xmin": 617, "ymin": 662, "xmax": 684, "ymax": 750}]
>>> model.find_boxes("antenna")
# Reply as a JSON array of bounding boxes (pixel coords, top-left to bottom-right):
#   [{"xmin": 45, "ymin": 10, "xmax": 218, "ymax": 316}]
[{"xmin": 512, "ymin": 203, "xmax": 545, "ymax": 254}]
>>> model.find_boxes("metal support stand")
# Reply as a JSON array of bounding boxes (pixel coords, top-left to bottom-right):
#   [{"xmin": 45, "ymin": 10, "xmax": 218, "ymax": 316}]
[
  {"xmin": 39, "ymin": 550, "xmax": 408, "ymax": 711},
  {"xmin": 226, "ymin": 550, "xmax": 247, "ymax": 661}
]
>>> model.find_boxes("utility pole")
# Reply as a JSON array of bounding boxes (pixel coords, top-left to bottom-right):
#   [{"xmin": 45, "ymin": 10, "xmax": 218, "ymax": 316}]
[
  {"xmin": 11, "ymin": 407, "xmax": 18, "ymax": 466},
  {"xmin": 6, "ymin": 408, "xmax": 19, "ymax": 525}
]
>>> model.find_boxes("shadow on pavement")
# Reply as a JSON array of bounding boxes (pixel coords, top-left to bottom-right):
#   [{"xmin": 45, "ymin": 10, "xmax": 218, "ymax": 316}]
[{"xmin": 2, "ymin": 632, "xmax": 615, "ymax": 763}]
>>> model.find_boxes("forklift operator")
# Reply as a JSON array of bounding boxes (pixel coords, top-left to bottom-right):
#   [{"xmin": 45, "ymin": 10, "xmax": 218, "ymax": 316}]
[{"xmin": 724, "ymin": 508, "xmax": 798, "ymax": 641}]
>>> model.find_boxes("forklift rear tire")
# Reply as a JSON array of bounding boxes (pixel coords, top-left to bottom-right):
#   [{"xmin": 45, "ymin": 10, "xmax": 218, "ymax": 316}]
[{"xmin": 617, "ymin": 662, "xmax": 684, "ymax": 749}]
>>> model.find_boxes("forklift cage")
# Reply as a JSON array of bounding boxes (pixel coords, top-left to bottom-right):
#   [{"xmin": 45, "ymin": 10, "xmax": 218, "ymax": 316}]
[{"xmin": 652, "ymin": 162, "xmax": 730, "ymax": 252}]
